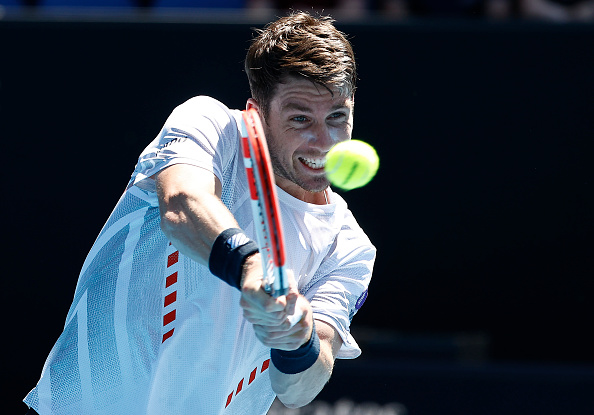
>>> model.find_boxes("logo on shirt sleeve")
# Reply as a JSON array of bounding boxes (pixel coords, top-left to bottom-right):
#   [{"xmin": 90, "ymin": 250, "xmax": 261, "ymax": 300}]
[{"xmin": 355, "ymin": 289, "xmax": 368, "ymax": 310}]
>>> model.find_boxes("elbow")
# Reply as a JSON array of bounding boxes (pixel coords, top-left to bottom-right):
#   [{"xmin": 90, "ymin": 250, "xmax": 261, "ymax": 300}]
[
  {"xmin": 158, "ymin": 190, "xmax": 192, "ymax": 241},
  {"xmin": 273, "ymin": 389, "xmax": 315, "ymax": 409},
  {"xmin": 156, "ymin": 168, "xmax": 193, "ymax": 236},
  {"xmin": 159, "ymin": 206, "xmax": 183, "ymax": 240}
]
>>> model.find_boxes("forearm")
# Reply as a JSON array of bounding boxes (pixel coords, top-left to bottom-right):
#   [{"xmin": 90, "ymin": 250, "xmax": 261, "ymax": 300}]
[{"xmin": 269, "ymin": 319, "xmax": 342, "ymax": 408}]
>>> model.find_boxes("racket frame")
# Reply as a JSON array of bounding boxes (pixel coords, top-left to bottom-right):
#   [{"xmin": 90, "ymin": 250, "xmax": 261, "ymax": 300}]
[{"xmin": 240, "ymin": 108, "xmax": 289, "ymax": 297}]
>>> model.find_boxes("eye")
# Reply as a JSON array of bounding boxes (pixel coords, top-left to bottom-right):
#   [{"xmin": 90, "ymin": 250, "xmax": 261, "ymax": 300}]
[
  {"xmin": 327, "ymin": 112, "xmax": 347, "ymax": 122},
  {"xmin": 291, "ymin": 115, "xmax": 309, "ymax": 123}
]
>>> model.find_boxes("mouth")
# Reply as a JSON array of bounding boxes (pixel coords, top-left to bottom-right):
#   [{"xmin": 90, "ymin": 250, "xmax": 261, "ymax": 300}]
[{"xmin": 298, "ymin": 156, "xmax": 326, "ymax": 170}]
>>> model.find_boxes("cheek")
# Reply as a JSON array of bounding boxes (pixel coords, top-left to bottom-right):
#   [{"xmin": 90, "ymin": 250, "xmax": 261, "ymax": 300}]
[
  {"xmin": 282, "ymin": 131, "xmax": 310, "ymax": 152},
  {"xmin": 330, "ymin": 127, "xmax": 351, "ymax": 143},
  {"xmin": 266, "ymin": 133, "xmax": 293, "ymax": 165}
]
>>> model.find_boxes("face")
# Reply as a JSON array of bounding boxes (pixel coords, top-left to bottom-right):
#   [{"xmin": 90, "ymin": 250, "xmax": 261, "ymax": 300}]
[{"xmin": 247, "ymin": 76, "xmax": 354, "ymax": 203}]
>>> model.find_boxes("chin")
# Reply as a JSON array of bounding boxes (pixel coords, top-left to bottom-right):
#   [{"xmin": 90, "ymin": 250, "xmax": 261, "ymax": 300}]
[{"xmin": 301, "ymin": 177, "xmax": 330, "ymax": 193}]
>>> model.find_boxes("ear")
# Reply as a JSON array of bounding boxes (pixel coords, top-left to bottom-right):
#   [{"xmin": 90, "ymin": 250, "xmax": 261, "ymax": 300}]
[
  {"xmin": 246, "ymin": 98, "xmax": 259, "ymax": 112},
  {"xmin": 246, "ymin": 98, "xmax": 266, "ymax": 125}
]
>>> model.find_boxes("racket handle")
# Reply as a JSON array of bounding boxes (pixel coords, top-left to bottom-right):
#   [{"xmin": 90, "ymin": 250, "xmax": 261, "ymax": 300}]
[{"xmin": 271, "ymin": 265, "xmax": 289, "ymax": 298}]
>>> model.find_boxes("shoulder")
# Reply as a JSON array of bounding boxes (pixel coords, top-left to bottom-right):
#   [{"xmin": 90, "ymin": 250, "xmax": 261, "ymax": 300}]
[
  {"xmin": 327, "ymin": 194, "xmax": 376, "ymax": 274},
  {"xmin": 177, "ymin": 95, "xmax": 232, "ymax": 112},
  {"xmin": 333, "ymin": 192, "xmax": 375, "ymax": 249},
  {"xmin": 167, "ymin": 96, "xmax": 242, "ymax": 129}
]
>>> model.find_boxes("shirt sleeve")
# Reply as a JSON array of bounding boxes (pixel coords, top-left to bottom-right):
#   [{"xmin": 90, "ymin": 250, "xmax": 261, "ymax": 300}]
[
  {"xmin": 128, "ymin": 96, "xmax": 241, "ymax": 191},
  {"xmin": 304, "ymin": 224, "xmax": 376, "ymax": 359}
]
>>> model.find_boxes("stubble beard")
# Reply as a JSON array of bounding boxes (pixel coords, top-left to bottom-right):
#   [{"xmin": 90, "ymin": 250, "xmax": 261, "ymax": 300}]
[{"xmin": 268, "ymin": 141, "xmax": 329, "ymax": 194}]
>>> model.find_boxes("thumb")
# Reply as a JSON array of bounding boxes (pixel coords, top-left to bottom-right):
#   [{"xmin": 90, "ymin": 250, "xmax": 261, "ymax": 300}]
[{"xmin": 284, "ymin": 268, "xmax": 299, "ymax": 316}]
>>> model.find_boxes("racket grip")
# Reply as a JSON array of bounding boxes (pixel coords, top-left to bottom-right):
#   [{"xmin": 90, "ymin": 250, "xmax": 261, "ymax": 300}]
[{"xmin": 287, "ymin": 308, "xmax": 304, "ymax": 328}]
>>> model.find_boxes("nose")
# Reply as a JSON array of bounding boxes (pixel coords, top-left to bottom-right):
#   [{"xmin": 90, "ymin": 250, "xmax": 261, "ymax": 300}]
[{"xmin": 309, "ymin": 124, "xmax": 337, "ymax": 153}]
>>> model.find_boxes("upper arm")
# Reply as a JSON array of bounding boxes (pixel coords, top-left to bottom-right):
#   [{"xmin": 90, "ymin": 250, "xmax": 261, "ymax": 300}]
[
  {"xmin": 153, "ymin": 163, "xmax": 238, "ymax": 265},
  {"xmin": 155, "ymin": 163, "xmax": 222, "ymax": 204}
]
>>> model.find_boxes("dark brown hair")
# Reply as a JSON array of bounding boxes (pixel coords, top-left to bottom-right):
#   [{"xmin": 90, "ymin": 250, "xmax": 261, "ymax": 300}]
[{"xmin": 245, "ymin": 11, "xmax": 357, "ymax": 117}]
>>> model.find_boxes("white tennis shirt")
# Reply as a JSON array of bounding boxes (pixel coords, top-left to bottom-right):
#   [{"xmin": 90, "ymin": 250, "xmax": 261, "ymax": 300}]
[{"xmin": 25, "ymin": 96, "xmax": 376, "ymax": 415}]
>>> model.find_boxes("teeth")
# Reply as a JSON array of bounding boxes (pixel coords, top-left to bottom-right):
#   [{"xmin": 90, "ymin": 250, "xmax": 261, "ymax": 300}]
[{"xmin": 300, "ymin": 157, "xmax": 326, "ymax": 169}]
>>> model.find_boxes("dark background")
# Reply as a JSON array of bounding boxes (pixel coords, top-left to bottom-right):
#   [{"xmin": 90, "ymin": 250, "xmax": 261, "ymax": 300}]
[{"xmin": 2, "ymin": 13, "xmax": 593, "ymax": 415}]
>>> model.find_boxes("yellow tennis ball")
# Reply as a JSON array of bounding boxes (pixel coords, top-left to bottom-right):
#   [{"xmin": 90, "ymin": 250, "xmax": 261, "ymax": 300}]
[{"xmin": 324, "ymin": 140, "xmax": 379, "ymax": 190}]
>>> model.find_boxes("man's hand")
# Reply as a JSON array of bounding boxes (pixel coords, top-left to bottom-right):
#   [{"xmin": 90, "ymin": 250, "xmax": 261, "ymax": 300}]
[
  {"xmin": 240, "ymin": 254, "xmax": 342, "ymax": 408},
  {"xmin": 239, "ymin": 254, "xmax": 313, "ymax": 351}
]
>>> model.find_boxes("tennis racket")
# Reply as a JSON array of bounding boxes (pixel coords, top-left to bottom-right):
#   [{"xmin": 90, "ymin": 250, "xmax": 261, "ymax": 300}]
[
  {"xmin": 240, "ymin": 108, "xmax": 302, "ymax": 324},
  {"xmin": 240, "ymin": 108, "xmax": 288, "ymax": 297}
]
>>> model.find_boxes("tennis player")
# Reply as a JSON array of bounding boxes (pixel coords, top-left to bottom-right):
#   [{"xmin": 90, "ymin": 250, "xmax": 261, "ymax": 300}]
[{"xmin": 24, "ymin": 11, "xmax": 375, "ymax": 415}]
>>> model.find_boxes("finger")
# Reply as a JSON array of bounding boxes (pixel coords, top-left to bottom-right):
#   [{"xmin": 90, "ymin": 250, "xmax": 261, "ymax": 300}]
[
  {"xmin": 263, "ymin": 313, "xmax": 308, "ymax": 336},
  {"xmin": 241, "ymin": 286, "xmax": 287, "ymax": 313},
  {"xmin": 284, "ymin": 270, "xmax": 299, "ymax": 316},
  {"xmin": 243, "ymin": 309, "xmax": 287, "ymax": 326},
  {"xmin": 265, "ymin": 294, "xmax": 288, "ymax": 313},
  {"xmin": 260, "ymin": 332, "xmax": 310, "ymax": 350},
  {"xmin": 252, "ymin": 324, "xmax": 309, "ymax": 348}
]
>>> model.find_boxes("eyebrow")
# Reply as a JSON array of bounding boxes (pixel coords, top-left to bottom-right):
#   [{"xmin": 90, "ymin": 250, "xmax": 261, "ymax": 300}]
[
  {"xmin": 281, "ymin": 102, "xmax": 350, "ymax": 113},
  {"xmin": 281, "ymin": 102, "xmax": 310, "ymax": 113}
]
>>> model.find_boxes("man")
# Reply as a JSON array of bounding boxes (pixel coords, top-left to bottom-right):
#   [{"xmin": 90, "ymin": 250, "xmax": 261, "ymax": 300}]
[{"xmin": 24, "ymin": 11, "xmax": 375, "ymax": 414}]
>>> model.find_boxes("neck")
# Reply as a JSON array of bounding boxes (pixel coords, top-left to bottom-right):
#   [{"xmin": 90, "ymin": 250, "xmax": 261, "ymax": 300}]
[{"xmin": 275, "ymin": 176, "xmax": 329, "ymax": 205}]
